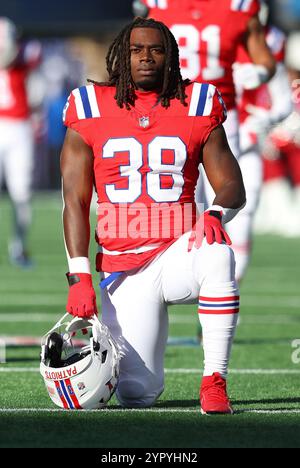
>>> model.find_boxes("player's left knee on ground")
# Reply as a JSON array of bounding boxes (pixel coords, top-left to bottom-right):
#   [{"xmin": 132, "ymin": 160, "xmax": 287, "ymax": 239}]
[{"xmin": 116, "ymin": 379, "xmax": 163, "ymax": 408}]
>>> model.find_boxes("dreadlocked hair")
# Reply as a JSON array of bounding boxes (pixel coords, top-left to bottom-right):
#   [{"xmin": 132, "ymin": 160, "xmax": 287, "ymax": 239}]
[{"xmin": 87, "ymin": 17, "xmax": 190, "ymax": 110}]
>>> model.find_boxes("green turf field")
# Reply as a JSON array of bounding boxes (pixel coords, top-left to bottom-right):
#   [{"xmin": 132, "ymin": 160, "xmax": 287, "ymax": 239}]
[{"xmin": 0, "ymin": 193, "xmax": 300, "ymax": 448}]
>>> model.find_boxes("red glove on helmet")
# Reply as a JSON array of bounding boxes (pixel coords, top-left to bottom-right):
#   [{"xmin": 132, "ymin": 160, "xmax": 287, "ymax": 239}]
[
  {"xmin": 66, "ymin": 273, "xmax": 98, "ymax": 318},
  {"xmin": 188, "ymin": 210, "xmax": 232, "ymax": 252}
]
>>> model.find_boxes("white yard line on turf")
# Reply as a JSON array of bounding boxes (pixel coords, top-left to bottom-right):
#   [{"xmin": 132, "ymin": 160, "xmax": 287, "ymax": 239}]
[
  {"xmin": 0, "ymin": 297, "xmax": 65, "ymax": 306},
  {"xmin": 0, "ymin": 314, "xmax": 60, "ymax": 322},
  {"xmin": 166, "ymin": 369, "xmax": 300, "ymax": 375},
  {"xmin": 0, "ymin": 408, "xmax": 299, "ymax": 415},
  {"xmin": 0, "ymin": 295, "xmax": 299, "ymax": 309},
  {"xmin": 169, "ymin": 315, "xmax": 300, "ymax": 325},
  {"xmin": 241, "ymin": 297, "xmax": 300, "ymax": 308},
  {"xmin": 1, "ymin": 368, "xmax": 300, "ymax": 375},
  {"xmin": 0, "ymin": 313, "xmax": 299, "ymax": 324},
  {"xmin": 0, "ymin": 368, "xmax": 39, "ymax": 372}
]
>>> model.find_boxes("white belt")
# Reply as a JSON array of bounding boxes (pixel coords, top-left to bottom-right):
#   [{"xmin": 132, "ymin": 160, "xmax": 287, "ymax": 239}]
[{"xmin": 99, "ymin": 243, "xmax": 163, "ymax": 256}]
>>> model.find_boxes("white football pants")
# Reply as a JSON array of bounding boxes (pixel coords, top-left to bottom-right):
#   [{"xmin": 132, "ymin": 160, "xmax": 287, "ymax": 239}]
[
  {"xmin": 0, "ymin": 118, "xmax": 34, "ymax": 253},
  {"xmin": 0, "ymin": 119, "xmax": 34, "ymax": 203},
  {"xmin": 101, "ymin": 231, "xmax": 239, "ymax": 408}
]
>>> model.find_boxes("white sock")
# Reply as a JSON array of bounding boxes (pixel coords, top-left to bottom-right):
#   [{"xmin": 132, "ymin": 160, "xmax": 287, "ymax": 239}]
[{"xmin": 199, "ymin": 286, "xmax": 239, "ymax": 379}]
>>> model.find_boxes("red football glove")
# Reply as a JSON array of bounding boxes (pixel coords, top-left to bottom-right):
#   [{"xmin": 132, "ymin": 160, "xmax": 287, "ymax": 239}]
[
  {"xmin": 66, "ymin": 273, "xmax": 98, "ymax": 318},
  {"xmin": 188, "ymin": 210, "xmax": 232, "ymax": 252}
]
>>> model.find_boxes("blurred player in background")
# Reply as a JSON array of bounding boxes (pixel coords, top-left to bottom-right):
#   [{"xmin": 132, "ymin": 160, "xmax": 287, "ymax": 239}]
[
  {"xmin": 231, "ymin": 2, "xmax": 293, "ymax": 279},
  {"xmin": 255, "ymin": 32, "xmax": 300, "ymax": 237},
  {"xmin": 0, "ymin": 17, "xmax": 41, "ymax": 267},
  {"xmin": 133, "ymin": 0, "xmax": 276, "ymax": 282},
  {"xmin": 61, "ymin": 18, "xmax": 246, "ymax": 414}
]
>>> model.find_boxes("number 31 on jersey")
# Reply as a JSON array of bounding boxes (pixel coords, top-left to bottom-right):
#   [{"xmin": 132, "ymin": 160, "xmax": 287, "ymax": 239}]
[{"xmin": 171, "ymin": 24, "xmax": 225, "ymax": 81}]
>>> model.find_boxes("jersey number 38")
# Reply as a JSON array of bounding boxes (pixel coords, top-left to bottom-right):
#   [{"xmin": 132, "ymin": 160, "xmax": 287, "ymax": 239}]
[{"xmin": 102, "ymin": 136, "xmax": 187, "ymax": 203}]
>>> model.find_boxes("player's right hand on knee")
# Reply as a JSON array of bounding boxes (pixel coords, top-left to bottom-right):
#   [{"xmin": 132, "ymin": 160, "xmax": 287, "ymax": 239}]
[
  {"xmin": 188, "ymin": 210, "xmax": 232, "ymax": 251},
  {"xmin": 66, "ymin": 273, "xmax": 98, "ymax": 318}
]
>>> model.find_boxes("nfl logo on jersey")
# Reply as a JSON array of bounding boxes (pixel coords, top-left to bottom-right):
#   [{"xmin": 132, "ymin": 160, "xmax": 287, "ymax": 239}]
[{"xmin": 139, "ymin": 116, "xmax": 150, "ymax": 128}]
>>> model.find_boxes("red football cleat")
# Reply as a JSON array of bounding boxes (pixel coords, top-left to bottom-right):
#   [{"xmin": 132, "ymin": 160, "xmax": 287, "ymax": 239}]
[{"xmin": 200, "ymin": 372, "xmax": 234, "ymax": 415}]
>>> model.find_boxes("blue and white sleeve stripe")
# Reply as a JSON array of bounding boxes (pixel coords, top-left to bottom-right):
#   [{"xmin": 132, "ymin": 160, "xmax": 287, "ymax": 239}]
[
  {"xmin": 231, "ymin": 0, "xmax": 254, "ymax": 12},
  {"xmin": 73, "ymin": 85, "xmax": 101, "ymax": 120},
  {"xmin": 188, "ymin": 83, "xmax": 216, "ymax": 117},
  {"xmin": 146, "ymin": 0, "xmax": 168, "ymax": 8}
]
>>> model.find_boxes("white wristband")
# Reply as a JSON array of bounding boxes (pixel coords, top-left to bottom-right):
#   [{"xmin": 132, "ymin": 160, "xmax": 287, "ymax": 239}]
[
  {"xmin": 208, "ymin": 204, "xmax": 246, "ymax": 224},
  {"xmin": 233, "ymin": 63, "xmax": 269, "ymax": 91},
  {"xmin": 68, "ymin": 257, "xmax": 91, "ymax": 274}
]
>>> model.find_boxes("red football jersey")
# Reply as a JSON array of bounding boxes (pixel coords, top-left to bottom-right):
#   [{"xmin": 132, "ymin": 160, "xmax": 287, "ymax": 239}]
[
  {"xmin": 0, "ymin": 41, "xmax": 41, "ymax": 119},
  {"xmin": 63, "ymin": 82, "xmax": 226, "ymax": 273},
  {"xmin": 142, "ymin": 0, "xmax": 260, "ymax": 110},
  {"xmin": 236, "ymin": 26, "xmax": 286, "ymax": 124}
]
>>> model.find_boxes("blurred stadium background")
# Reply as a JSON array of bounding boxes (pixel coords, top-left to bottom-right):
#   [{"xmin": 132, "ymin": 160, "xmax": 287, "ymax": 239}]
[{"xmin": 0, "ymin": 0, "xmax": 300, "ymax": 448}]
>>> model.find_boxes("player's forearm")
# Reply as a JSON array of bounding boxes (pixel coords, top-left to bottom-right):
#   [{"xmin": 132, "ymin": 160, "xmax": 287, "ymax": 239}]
[
  {"xmin": 202, "ymin": 126, "xmax": 246, "ymax": 214},
  {"xmin": 60, "ymin": 129, "xmax": 94, "ymax": 269},
  {"xmin": 211, "ymin": 181, "xmax": 246, "ymax": 223},
  {"xmin": 213, "ymin": 180, "xmax": 246, "ymax": 209},
  {"xmin": 254, "ymin": 54, "xmax": 276, "ymax": 81},
  {"xmin": 248, "ymin": 36, "xmax": 276, "ymax": 79},
  {"xmin": 63, "ymin": 200, "xmax": 91, "ymax": 260},
  {"xmin": 246, "ymin": 17, "xmax": 276, "ymax": 82}
]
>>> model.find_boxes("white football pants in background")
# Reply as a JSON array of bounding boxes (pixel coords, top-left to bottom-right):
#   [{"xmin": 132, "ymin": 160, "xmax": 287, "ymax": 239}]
[
  {"xmin": 196, "ymin": 109, "xmax": 263, "ymax": 282},
  {"xmin": 0, "ymin": 118, "xmax": 34, "ymax": 255}
]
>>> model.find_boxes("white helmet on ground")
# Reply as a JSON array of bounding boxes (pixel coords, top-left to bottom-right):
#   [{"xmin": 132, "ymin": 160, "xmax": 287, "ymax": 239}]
[
  {"xmin": 40, "ymin": 314, "xmax": 120, "ymax": 410},
  {"xmin": 0, "ymin": 17, "xmax": 18, "ymax": 68}
]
